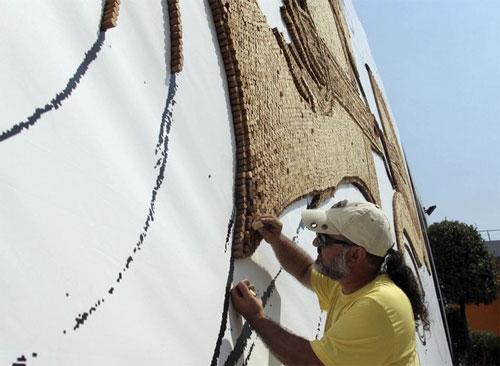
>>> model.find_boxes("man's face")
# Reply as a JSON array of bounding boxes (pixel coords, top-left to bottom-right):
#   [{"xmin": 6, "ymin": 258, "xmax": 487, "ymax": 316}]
[{"xmin": 313, "ymin": 234, "xmax": 352, "ymax": 280}]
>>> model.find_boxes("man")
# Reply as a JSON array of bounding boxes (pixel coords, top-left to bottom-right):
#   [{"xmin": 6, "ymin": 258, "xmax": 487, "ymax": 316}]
[{"xmin": 230, "ymin": 200, "xmax": 423, "ymax": 365}]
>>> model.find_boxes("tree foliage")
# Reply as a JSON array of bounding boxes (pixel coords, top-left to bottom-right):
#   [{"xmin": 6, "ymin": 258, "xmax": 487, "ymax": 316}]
[
  {"xmin": 429, "ymin": 220, "xmax": 498, "ymax": 363},
  {"xmin": 469, "ymin": 330, "xmax": 500, "ymax": 366},
  {"xmin": 428, "ymin": 220, "xmax": 498, "ymax": 306}
]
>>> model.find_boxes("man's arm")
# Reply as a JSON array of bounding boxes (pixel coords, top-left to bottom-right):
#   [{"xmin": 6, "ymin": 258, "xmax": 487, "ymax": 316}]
[
  {"xmin": 254, "ymin": 215, "xmax": 314, "ymax": 289},
  {"xmin": 231, "ymin": 281, "xmax": 323, "ymax": 366},
  {"xmin": 250, "ymin": 316, "xmax": 323, "ymax": 366}
]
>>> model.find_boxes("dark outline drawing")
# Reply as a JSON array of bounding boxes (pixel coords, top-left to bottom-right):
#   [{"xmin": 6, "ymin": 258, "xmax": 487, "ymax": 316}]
[
  {"xmin": 211, "ymin": 239, "xmax": 236, "ymax": 365},
  {"xmin": 72, "ymin": 73, "xmax": 179, "ymax": 331},
  {"xmin": 212, "ymin": 218, "xmax": 308, "ymax": 365},
  {"xmin": 0, "ymin": 32, "xmax": 106, "ymax": 143}
]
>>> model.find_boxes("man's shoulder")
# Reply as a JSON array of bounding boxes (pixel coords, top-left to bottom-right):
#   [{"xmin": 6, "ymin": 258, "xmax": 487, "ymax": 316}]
[
  {"xmin": 362, "ymin": 275, "xmax": 415, "ymax": 327},
  {"xmin": 354, "ymin": 275, "xmax": 412, "ymax": 317},
  {"xmin": 367, "ymin": 274, "xmax": 407, "ymax": 299}
]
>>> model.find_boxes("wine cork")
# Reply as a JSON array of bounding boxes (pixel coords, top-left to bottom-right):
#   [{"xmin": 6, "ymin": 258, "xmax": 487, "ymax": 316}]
[
  {"xmin": 248, "ymin": 284, "xmax": 257, "ymax": 297},
  {"xmin": 252, "ymin": 220, "xmax": 264, "ymax": 231}
]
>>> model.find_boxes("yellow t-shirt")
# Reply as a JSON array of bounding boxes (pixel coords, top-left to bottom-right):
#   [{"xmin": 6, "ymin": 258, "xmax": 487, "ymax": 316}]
[{"xmin": 310, "ymin": 270, "xmax": 419, "ymax": 366}]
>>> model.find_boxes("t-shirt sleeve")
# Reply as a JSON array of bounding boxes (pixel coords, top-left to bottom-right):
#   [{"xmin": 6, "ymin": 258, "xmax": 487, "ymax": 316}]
[
  {"xmin": 310, "ymin": 269, "xmax": 338, "ymax": 311},
  {"xmin": 310, "ymin": 298, "xmax": 394, "ymax": 366}
]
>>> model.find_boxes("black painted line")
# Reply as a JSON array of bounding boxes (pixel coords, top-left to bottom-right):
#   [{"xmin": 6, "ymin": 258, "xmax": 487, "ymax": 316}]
[
  {"xmin": 242, "ymin": 342, "xmax": 255, "ymax": 366},
  {"xmin": 417, "ymin": 326, "xmax": 427, "ymax": 346},
  {"xmin": 210, "ymin": 211, "xmax": 236, "ymax": 366},
  {"xmin": 0, "ymin": 32, "xmax": 106, "ymax": 143},
  {"xmin": 71, "ymin": 73, "xmax": 178, "ymax": 331},
  {"xmin": 224, "ymin": 208, "xmax": 236, "ymax": 253},
  {"xmin": 315, "ymin": 312, "xmax": 323, "ymax": 340},
  {"xmin": 10, "ymin": 351, "xmax": 37, "ymax": 366}
]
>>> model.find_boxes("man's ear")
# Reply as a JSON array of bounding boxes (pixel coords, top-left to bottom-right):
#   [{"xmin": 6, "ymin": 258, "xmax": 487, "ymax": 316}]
[{"xmin": 348, "ymin": 246, "xmax": 366, "ymax": 264}]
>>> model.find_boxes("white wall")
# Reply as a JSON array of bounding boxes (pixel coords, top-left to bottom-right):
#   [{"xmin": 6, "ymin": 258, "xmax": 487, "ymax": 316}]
[{"xmin": 1, "ymin": 1, "xmax": 235, "ymax": 364}]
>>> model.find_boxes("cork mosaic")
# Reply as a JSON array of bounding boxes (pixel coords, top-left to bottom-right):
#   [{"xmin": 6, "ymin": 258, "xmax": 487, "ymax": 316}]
[
  {"xmin": 208, "ymin": 0, "xmax": 384, "ymax": 258},
  {"xmin": 367, "ymin": 67, "xmax": 428, "ymax": 266},
  {"xmin": 208, "ymin": 0, "xmax": 427, "ymax": 263}
]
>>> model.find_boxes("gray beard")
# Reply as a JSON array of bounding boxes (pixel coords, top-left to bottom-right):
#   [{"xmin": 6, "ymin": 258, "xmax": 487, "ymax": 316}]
[{"xmin": 314, "ymin": 248, "xmax": 350, "ymax": 280}]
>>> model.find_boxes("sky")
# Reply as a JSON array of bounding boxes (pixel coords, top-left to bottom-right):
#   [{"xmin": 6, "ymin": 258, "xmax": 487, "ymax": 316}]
[{"xmin": 352, "ymin": 0, "xmax": 500, "ymax": 237}]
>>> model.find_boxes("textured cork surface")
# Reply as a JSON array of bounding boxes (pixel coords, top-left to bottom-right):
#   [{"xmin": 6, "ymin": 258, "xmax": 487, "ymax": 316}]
[
  {"xmin": 100, "ymin": 0, "xmax": 121, "ymax": 31},
  {"xmin": 168, "ymin": 0, "xmax": 183, "ymax": 73},
  {"xmin": 367, "ymin": 66, "xmax": 428, "ymax": 266},
  {"xmin": 297, "ymin": 0, "xmax": 352, "ymax": 80},
  {"xmin": 393, "ymin": 192, "xmax": 426, "ymax": 266},
  {"xmin": 208, "ymin": 0, "xmax": 387, "ymax": 258}
]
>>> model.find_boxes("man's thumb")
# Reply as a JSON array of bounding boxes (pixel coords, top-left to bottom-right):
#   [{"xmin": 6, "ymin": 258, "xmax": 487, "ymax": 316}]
[{"xmin": 238, "ymin": 282, "xmax": 253, "ymax": 298}]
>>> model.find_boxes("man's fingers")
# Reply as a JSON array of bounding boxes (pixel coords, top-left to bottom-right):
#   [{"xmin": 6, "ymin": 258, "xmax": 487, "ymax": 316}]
[
  {"xmin": 230, "ymin": 285, "xmax": 241, "ymax": 299},
  {"xmin": 237, "ymin": 281, "xmax": 257, "ymax": 298},
  {"xmin": 254, "ymin": 214, "xmax": 275, "ymax": 221},
  {"xmin": 253, "ymin": 217, "xmax": 281, "ymax": 232},
  {"xmin": 230, "ymin": 287, "xmax": 240, "ymax": 309},
  {"xmin": 252, "ymin": 217, "xmax": 270, "ymax": 231},
  {"xmin": 242, "ymin": 280, "xmax": 257, "ymax": 296},
  {"xmin": 231, "ymin": 281, "xmax": 256, "ymax": 296},
  {"xmin": 237, "ymin": 282, "xmax": 251, "ymax": 298},
  {"xmin": 259, "ymin": 216, "xmax": 278, "ymax": 224},
  {"xmin": 252, "ymin": 220, "xmax": 265, "ymax": 231},
  {"xmin": 260, "ymin": 217, "xmax": 283, "ymax": 228}
]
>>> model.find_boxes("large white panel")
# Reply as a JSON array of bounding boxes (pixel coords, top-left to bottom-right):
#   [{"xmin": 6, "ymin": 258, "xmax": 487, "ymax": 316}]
[{"xmin": 1, "ymin": 0, "xmax": 235, "ymax": 364}]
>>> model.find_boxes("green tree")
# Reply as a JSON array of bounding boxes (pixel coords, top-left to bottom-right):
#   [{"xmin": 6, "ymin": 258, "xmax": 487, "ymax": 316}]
[{"xmin": 428, "ymin": 220, "xmax": 498, "ymax": 363}]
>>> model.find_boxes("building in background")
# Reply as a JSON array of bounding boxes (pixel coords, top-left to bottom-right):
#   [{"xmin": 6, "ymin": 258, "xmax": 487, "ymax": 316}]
[{"xmin": 466, "ymin": 236, "xmax": 500, "ymax": 336}]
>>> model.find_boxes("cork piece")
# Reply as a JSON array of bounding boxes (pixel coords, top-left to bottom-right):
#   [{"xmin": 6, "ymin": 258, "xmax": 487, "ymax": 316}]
[
  {"xmin": 209, "ymin": 0, "xmax": 384, "ymax": 259},
  {"xmin": 251, "ymin": 220, "xmax": 264, "ymax": 231},
  {"xmin": 367, "ymin": 66, "xmax": 428, "ymax": 267},
  {"xmin": 100, "ymin": 0, "xmax": 121, "ymax": 31},
  {"xmin": 168, "ymin": 0, "xmax": 183, "ymax": 73}
]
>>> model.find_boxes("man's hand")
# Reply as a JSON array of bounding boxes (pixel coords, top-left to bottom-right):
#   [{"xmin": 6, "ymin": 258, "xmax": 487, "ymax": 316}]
[
  {"xmin": 230, "ymin": 280, "xmax": 265, "ymax": 323},
  {"xmin": 232, "ymin": 280, "xmax": 323, "ymax": 366},
  {"xmin": 252, "ymin": 215, "xmax": 283, "ymax": 246}
]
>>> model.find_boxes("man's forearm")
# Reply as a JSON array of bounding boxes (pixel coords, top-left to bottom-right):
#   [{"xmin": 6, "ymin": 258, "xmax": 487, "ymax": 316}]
[
  {"xmin": 270, "ymin": 233, "xmax": 314, "ymax": 285},
  {"xmin": 248, "ymin": 315, "xmax": 322, "ymax": 365}
]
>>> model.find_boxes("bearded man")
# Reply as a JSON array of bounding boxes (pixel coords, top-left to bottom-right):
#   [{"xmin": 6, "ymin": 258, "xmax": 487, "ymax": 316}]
[{"xmin": 230, "ymin": 200, "xmax": 428, "ymax": 365}]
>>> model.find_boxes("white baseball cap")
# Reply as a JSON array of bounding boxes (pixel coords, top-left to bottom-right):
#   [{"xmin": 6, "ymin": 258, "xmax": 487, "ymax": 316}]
[{"xmin": 301, "ymin": 200, "xmax": 393, "ymax": 257}]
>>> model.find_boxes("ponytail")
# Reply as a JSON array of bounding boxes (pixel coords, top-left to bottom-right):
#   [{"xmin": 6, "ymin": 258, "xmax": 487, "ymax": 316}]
[{"xmin": 383, "ymin": 248, "xmax": 430, "ymax": 331}]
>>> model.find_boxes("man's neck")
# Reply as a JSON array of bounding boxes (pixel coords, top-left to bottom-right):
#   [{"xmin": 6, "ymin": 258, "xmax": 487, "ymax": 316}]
[{"xmin": 340, "ymin": 269, "xmax": 379, "ymax": 294}]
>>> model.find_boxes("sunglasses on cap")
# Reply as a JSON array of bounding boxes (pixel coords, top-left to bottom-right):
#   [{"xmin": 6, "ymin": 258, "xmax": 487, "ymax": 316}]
[{"xmin": 315, "ymin": 233, "xmax": 353, "ymax": 248}]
